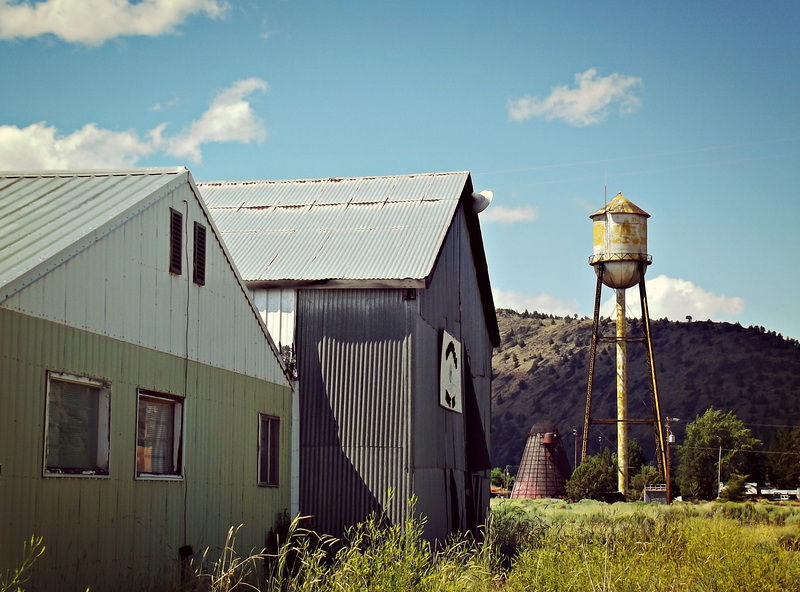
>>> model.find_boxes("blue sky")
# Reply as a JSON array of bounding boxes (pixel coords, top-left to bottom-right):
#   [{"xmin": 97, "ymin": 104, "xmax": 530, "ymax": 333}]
[{"xmin": 2, "ymin": 1, "xmax": 799, "ymax": 340}]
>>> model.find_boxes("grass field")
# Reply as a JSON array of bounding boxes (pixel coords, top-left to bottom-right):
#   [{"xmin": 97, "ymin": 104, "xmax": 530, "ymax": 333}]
[{"xmin": 5, "ymin": 498, "xmax": 800, "ymax": 591}]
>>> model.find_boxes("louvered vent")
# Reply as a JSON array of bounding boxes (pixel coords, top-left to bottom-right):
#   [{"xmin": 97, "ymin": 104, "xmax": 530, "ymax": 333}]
[
  {"xmin": 193, "ymin": 222, "xmax": 207, "ymax": 286},
  {"xmin": 169, "ymin": 208, "xmax": 183, "ymax": 274}
]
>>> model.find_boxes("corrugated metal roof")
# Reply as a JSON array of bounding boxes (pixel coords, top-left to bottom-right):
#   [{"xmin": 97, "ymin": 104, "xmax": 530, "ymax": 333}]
[
  {"xmin": 198, "ymin": 172, "xmax": 471, "ymax": 286},
  {"xmin": 590, "ymin": 192, "xmax": 650, "ymax": 218},
  {"xmin": 0, "ymin": 168, "xmax": 186, "ymax": 300}
]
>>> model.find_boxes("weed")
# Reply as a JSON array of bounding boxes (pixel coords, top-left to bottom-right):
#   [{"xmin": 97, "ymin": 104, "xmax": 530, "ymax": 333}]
[{"xmin": 1, "ymin": 536, "xmax": 45, "ymax": 592}]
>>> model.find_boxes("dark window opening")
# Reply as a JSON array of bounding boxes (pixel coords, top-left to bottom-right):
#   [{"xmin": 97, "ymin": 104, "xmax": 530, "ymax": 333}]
[
  {"xmin": 258, "ymin": 414, "xmax": 280, "ymax": 487},
  {"xmin": 193, "ymin": 222, "xmax": 207, "ymax": 286},
  {"xmin": 44, "ymin": 372, "xmax": 110, "ymax": 476},
  {"xmin": 169, "ymin": 208, "xmax": 183, "ymax": 275}
]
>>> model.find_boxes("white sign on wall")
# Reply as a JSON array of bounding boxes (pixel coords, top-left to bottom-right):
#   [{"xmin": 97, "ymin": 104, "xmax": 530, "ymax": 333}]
[{"xmin": 439, "ymin": 330, "xmax": 462, "ymax": 413}]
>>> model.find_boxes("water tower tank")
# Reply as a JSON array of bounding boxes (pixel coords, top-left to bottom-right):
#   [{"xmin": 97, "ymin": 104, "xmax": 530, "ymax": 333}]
[{"xmin": 589, "ymin": 192, "xmax": 652, "ymax": 289}]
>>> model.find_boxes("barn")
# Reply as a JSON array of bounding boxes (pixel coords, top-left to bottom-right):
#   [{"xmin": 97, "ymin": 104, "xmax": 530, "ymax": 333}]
[
  {"xmin": 0, "ymin": 168, "xmax": 293, "ymax": 591},
  {"xmin": 199, "ymin": 171, "xmax": 500, "ymax": 541}
]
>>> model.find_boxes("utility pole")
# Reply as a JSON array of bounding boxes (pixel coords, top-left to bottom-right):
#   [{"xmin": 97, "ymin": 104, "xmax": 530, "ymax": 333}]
[
  {"xmin": 572, "ymin": 428, "xmax": 578, "ymax": 471},
  {"xmin": 665, "ymin": 417, "xmax": 680, "ymax": 503}
]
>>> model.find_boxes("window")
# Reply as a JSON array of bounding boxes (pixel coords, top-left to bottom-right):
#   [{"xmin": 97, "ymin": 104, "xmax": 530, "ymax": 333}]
[
  {"xmin": 193, "ymin": 221, "xmax": 207, "ymax": 286},
  {"xmin": 258, "ymin": 414, "xmax": 280, "ymax": 487},
  {"xmin": 169, "ymin": 208, "xmax": 183, "ymax": 275},
  {"xmin": 137, "ymin": 391, "xmax": 184, "ymax": 478},
  {"xmin": 44, "ymin": 372, "xmax": 110, "ymax": 476}
]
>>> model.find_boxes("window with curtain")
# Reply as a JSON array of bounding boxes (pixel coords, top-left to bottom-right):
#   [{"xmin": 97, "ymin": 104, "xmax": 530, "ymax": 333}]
[
  {"xmin": 45, "ymin": 372, "xmax": 110, "ymax": 476},
  {"xmin": 258, "ymin": 414, "xmax": 279, "ymax": 487},
  {"xmin": 137, "ymin": 392, "xmax": 183, "ymax": 478}
]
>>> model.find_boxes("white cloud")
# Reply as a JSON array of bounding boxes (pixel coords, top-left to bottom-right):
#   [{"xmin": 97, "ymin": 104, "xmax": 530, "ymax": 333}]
[
  {"xmin": 161, "ymin": 78, "xmax": 268, "ymax": 163},
  {"xmin": 0, "ymin": 121, "xmax": 153, "ymax": 169},
  {"xmin": 0, "ymin": 78, "xmax": 267, "ymax": 169},
  {"xmin": 600, "ymin": 274, "xmax": 745, "ymax": 321},
  {"xmin": 0, "ymin": 0, "xmax": 229, "ymax": 45},
  {"xmin": 151, "ymin": 95, "xmax": 180, "ymax": 112},
  {"xmin": 480, "ymin": 204, "xmax": 538, "ymax": 224},
  {"xmin": 493, "ymin": 288, "xmax": 580, "ymax": 318},
  {"xmin": 507, "ymin": 68, "xmax": 642, "ymax": 126}
]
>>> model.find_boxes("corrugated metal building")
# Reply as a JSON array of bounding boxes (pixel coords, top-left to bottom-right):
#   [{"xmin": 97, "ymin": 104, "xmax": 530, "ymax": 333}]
[
  {"xmin": 0, "ymin": 168, "xmax": 293, "ymax": 591},
  {"xmin": 199, "ymin": 172, "xmax": 500, "ymax": 541}
]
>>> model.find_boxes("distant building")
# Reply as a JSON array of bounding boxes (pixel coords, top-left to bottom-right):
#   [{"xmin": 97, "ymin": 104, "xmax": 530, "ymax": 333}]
[
  {"xmin": 200, "ymin": 172, "xmax": 499, "ymax": 541},
  {"xmin": 511, "ymin": 420, "xmax": 571, "ymax": 499},
  {"xmin": 0, "ymin": 168, "xmax": 293, "ymax": 591},
  {"xmin": 643, "ymin": 485, "xmax": 668, "ymax": 504}
]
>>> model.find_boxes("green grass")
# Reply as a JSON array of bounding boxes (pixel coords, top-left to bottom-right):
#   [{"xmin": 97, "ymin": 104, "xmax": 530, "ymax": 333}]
[{"xmin": 8, "ymin": 499, "xmax": 800, "ymax": 591}]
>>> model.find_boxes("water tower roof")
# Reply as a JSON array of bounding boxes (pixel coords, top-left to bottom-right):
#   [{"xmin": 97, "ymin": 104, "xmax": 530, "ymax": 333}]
[{"xmin": 590, "ymin": 192, "xmax": 650, "ymax": 219}]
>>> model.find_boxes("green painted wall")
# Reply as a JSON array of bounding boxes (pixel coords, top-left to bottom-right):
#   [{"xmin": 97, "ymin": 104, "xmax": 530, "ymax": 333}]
[{"xmin": 0, "ymin": 307, "xmax": 292, "ymax": 591}]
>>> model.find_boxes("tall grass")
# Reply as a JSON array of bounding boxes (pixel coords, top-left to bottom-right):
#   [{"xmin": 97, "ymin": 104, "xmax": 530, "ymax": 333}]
[
  {"xmin": 1, "ymin": 536, "xmax": 45, "ymax": 592},
  {"xmin": 11, "ymin": 500, "xmax": 800, "ymax": 591},
  {"xmin": 195, "ymin": 499, "xmax": 800, "ymax": 591}
]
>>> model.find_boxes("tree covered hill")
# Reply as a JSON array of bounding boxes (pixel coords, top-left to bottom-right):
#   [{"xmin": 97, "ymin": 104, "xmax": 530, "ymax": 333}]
[{"xmin": 491, "ymin": 309, "xmax": 800, "ymax": 471}]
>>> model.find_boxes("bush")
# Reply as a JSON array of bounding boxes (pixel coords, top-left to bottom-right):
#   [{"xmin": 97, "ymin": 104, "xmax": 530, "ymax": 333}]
[{"xmin": 566, "ymin": 449, "xmax": 616, "ymax": 502}]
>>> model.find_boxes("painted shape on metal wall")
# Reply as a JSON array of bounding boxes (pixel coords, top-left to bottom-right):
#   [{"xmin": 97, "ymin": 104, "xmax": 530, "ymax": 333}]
[{"xmin": 439, "ymin": 330, "xmax": 462, "ymax": 413}]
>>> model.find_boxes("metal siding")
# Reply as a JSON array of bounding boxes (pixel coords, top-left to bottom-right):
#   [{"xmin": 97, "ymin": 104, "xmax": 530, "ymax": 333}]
[
  {"xmin": 0, "ymin": 171, "xmax": 288, "ymax": 387},
  {"xmin": 0, "ymin": 170, "xmax": 182, "ymax": 297},
  {"xmin": 253, "ymin": 288, "xmax": 296, "ymax": 349},
  {"xmin": 414, "ymin": 205, "xmax": 493, "ymax": 535},
  {"xmin": 200, "ymin": 172, "xmax": 469, "ymax": 284},
  {"xmin": 0, "ymin": 307, "xmax": 292, "ymax": 592},
  {"xmin": 296, "ymin": 289, "xmax": 413, "ymax": 536}
]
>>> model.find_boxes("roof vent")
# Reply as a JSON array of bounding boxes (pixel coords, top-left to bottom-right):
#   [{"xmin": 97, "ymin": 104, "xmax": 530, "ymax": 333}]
[{"xmin": 471, "ymin": 190, "xmax": 493, "ymax": 213}]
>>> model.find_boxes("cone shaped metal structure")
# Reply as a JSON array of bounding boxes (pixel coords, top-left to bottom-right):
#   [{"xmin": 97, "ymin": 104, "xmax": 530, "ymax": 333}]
[{"xmin": 511, "ymin": 420, "xmax": 572, "ymax": 499}]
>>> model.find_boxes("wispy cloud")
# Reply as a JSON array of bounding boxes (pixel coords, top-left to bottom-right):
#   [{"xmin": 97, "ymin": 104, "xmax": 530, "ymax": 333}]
[
  {"xmin": 507, "ymin": 68, "xmax": 642, "ymax": 126},
  {"xmin": 493, "ymin": 288, "xmax": 580, "ymax": 318},
  {"xmin": 480, "ymin": 204, "xmax": 538, "ymax": 224},
  {"xmin": 0, "ymin": 0, "xmax": 229, "ymax": 46},
  {"xmin": 151, "ymin": 95, "xmax": 180, "ymax": 112},
  {"xmin": 601, "ymin": 274, "xmax": 745, "ymax": 321},
  {"xmin": 158, "ymin": 78, "xmax": 267, "ymax": 163},
  {"xmin": 0, "ymin": 78, "xmax": 267, "ymax": 169}
]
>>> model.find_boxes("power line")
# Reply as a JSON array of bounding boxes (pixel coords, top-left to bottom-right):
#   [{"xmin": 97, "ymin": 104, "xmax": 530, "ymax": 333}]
[
  {"xmin": 679, "ymin": 446, "xmax": 800, "ymax": 456},
  {"xmin": 477, "ymin": 135, "xmax": 800, "ymax": 176}
]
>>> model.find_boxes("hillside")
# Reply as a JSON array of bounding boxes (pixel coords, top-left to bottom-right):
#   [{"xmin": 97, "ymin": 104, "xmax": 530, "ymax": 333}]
[{"xmin": 490, "ymin": 309, "xmax": 800, "ymax": 471}]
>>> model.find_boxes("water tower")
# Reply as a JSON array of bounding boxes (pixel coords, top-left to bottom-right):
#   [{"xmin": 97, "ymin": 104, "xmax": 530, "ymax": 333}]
[{"xmin": 582, "ymin": 193, "xmax": 668, "ymax": 495}]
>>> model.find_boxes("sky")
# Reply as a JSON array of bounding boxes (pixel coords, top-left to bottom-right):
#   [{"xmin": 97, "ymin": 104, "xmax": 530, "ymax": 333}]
[{"xmin": 2, "ymin": 1, "xmax": 799, "ymax": 340}]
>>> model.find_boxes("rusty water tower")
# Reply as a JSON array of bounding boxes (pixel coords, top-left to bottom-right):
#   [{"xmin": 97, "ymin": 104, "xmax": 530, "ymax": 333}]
[
  {"xmin": 511, "ymin": 420, "xmax": 572, "ymax": 499},
  {"xmin": 582, "ymin": 193, "xmax": 668, "ymax": 497}
]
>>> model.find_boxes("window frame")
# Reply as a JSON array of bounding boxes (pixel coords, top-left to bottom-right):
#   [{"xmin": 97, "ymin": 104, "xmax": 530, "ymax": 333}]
[
  {"xmin": 135, "ymin": 390, "xmax": 185, "ymax": 480},
  {"xmin": 43, "ymin": 371, "xmax": 111, "ymax": 478},
  {"xmin": 258, "ymin": 414, "xmax": 280, "ymax": 487}
]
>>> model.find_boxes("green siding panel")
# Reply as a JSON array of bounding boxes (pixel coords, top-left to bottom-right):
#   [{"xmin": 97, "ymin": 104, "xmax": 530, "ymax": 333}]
[{"xmin": 0, "ymin": 307, "xmax": 292, "ymax": 591}]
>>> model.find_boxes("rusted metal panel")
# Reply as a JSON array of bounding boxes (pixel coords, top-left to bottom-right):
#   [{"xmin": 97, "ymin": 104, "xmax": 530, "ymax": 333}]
[{"xmin": 589, "ymin": 193, "xmax": 651, "ymax": 289}]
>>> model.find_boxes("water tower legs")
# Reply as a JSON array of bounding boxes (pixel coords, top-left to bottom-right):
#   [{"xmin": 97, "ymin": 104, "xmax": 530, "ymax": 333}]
[{"xmin": 582, "ymin": 261, "xmax": 668, "ymax": 498}]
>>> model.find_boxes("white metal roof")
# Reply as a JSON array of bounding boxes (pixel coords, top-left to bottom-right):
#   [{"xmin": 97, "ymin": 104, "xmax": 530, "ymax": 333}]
[
  {"xmin": 0, "ymin": 168, "xmax": 187, "ymax": 300},
  {"xmin": 198, "ymin": 172, "xmax": 472, "ymax": 287}
]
